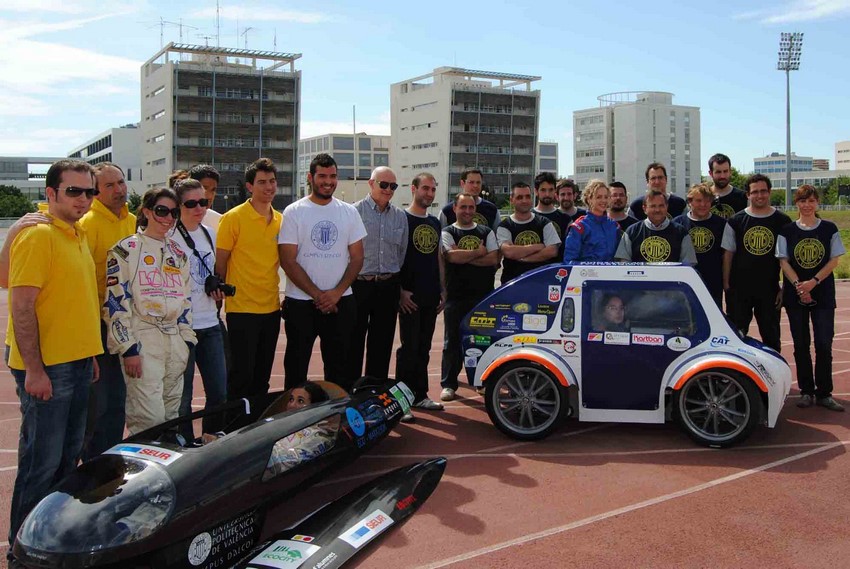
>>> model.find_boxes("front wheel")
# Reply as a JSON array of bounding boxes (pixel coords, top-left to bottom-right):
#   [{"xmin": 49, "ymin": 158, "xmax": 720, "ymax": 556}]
[
  {"xmin": 485, "ymin": 361, "xmax": 567, "ymax": 441},
  {"xmin": 673, "ymin": 369, "xmax": 760, "ymax": 448}
]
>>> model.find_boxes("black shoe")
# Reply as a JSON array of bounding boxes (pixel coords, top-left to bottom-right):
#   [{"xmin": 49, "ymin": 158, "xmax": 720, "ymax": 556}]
[
  {"xmin": 400, "ymin": 411, "xmax": 415, "ymax": 423},
  {"xmin": 816, "ymin": 397, "xmax": 845, "ymax": 412},
  {"xmin": 797, "ymin": 394, "xmax": 815, "ymax": 408}
]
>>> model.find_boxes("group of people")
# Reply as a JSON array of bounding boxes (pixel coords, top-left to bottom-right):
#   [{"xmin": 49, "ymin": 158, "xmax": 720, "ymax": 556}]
[{"xmin": 3, "ymin": 150, "xmax": 844, "ymax": 559}]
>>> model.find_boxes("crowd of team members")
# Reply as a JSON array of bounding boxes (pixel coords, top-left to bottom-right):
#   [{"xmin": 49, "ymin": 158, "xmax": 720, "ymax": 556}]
[{"xmin": 2, "ymin": 150, "xmax": 844, "ymax": 560}]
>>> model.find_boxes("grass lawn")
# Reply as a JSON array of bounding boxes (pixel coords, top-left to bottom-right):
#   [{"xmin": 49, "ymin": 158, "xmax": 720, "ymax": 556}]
[{"xmin": 788, "ymin": 210, "xmax": 850, "ymax": 278}]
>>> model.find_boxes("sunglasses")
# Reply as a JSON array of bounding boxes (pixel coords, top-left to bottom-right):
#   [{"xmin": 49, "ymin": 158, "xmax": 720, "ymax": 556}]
[
  {"xmin": 377, "ymin": 181, "xmax": 399, "ymax": 191},
  {"xmin": 182, "ymin": 198, "xmax": 210, "ymax": 209},
  {"xmin": 152, "ymin": 205, "xmax": 180, "ymax": 219},
  {"xmin": 63, "ymin": 186, "xmax": 99, "ymax": 198}
]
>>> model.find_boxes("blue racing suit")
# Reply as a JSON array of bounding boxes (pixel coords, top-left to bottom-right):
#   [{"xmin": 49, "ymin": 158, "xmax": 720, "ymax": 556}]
[{"xmin": 562, "ymin": 212, "xmax": 621, "ymax": 262}]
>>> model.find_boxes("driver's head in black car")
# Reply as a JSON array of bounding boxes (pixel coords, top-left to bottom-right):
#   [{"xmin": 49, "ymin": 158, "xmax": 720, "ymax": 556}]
[
  {"xmin": 287, "ymin": 381, "xmax": 330, "ymax": 410},
  {"xmin": 600, "ymin": 294, "xmax": 628, "ymax": 332}
]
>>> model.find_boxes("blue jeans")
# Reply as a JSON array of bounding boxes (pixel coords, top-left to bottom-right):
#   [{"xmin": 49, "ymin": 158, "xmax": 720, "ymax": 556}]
[
  {"xmin": 179, "ymin": 324, "xmax": 228, "ymax": 439},
  {"xmin": 9, "ymin": 358, "xmax": 93, "ymax": 545},
  {"xmin": 81, "ymin": 321, "xmax": 126, "ymax": 461}
]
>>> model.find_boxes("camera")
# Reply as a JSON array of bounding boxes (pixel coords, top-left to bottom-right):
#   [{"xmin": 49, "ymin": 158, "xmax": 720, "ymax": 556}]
[{"xmin": 204, "ymin": 275, "xmax": 236, "ymax": 297}]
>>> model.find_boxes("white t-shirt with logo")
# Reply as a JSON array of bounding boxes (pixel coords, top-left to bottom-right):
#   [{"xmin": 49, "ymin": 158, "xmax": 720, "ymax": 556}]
[
  {"xmin": 203, "ymin": 209, "xmax": 222, "ymax": 232},
  {"xmin": 278, "ymin": 197, "xmax": 367, "ymax": 301},
  {"xmin": 170, "ymin": 224, "xmax": 220, "ymax": 330}
]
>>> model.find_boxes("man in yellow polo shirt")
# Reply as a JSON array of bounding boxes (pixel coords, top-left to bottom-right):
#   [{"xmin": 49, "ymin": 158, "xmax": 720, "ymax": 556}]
[
  {"xmin": 79, "ymin": 162, "xmax": 137, "ymax": 460},
  {"xmin": 215, "ymin": 157, "xmax": 283, "ymax": 400},
  {"xmin": 7, "ymin": 159, "xmax": 103, "ymax": 556}
]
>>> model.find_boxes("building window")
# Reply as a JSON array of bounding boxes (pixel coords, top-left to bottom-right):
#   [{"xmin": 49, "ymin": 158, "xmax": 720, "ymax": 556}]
[
  {"xmin": 358, "ymin": 137, "xmax": 371, "ymax": 151},
  {"xmin": 374, "ymin": 154, "xmax": 389, "ymax": 166},
  {"xmin": 338, "ymin": 168, "xmax": 355, "ymax": 179},
  {"xmin": 153, "ymin": 110, "xmax": 165, "ymax": 120},
  {"xmin": 127, "ymin": 168, "xmax": 132, "ymax": 181},
  {"xmin": 333, "ymin": 137, "xmax": 354, "ymax": 151},
  {"xmin": 152, "ymin": 86, "xmax": 165, "ymax": 97},
  {"xmin": 335, "ymin": 153, "xmax": 355, "ymax": 166},
  {"xmin": 153, "ymin": 134, "xmax": 165, "ymax": 143},
  {"xmin": 358, "ymin": 154, "xmax": 371, "ymax": 167}
]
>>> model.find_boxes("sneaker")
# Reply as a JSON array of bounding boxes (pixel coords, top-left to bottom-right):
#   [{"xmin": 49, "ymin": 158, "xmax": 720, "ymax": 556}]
[
  {"xmin": 797, "ymin": 394, "xmax": 815, "ymax": 408},
  {"xmin": 414, "ymin": 398, "xmax": 444, "ymax": 411},
  {"xmin": 400, "ymin": 411, "xmax": 415, "ymax": 423},
  {"xmin": 440, "ymin": 387, "xmax": 456, "ymax": 402},
  {"xmin": 817, "ymin": 397, "xmax": 845, "ymax": 412}
]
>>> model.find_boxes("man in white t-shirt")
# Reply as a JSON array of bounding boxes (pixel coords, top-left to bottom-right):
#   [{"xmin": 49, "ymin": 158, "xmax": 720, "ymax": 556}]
[{"xmin": 278, "ymin": 153, "xmax": 367, "ymax": 392}]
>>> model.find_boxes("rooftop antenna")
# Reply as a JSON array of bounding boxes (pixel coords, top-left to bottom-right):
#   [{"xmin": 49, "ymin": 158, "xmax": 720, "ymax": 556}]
[
  {"xmin": 216, "ymin": 0, "xmax": 221, "ymax": 47},
  {"xmin": 241, "ymin": 26, "xmax": 254, "ymax": 49},
  {"xmin": 274, "ymin": 28, "xmax": 277, "ymax": 51},
  {"xmin": 154, "ymin": 17, "xmax": 198, "ymax": 48},
  {"xmin": 198, "ymin": 34, "xmax": 215, "ymax": 47}
]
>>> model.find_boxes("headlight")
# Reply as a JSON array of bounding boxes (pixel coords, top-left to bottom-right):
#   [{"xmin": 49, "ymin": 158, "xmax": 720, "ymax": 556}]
[{"xmin": 17, "ymin": 455, "xmax": 176, "ymax": 553}]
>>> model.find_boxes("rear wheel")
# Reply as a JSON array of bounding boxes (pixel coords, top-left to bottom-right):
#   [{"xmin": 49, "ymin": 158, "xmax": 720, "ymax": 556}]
[
  {"xmin": 673, "ymin": 369, "xmax": 760, "ymax": 448},
  {"xmin": 485, "ymin": 361, "xmax": 566, "ymax": 441}
]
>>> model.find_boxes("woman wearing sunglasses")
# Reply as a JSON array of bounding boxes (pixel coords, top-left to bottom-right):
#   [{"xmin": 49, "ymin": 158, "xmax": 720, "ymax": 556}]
[
  {"xmin": 102, "ymin": 188, "xmax": 196, "ymax": 435},
  {"xmin": 170, "ymin": 179, "xmax": 228, "ymax": 442}
]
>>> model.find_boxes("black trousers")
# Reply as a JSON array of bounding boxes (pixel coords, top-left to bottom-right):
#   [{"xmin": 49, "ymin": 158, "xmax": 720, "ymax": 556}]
[
  {"xmin": 440, "ymin": 297, "xmax": 479, "ymax": 390},
  {"xmin": 396, "ymin": 304, "xmax": 439, "ymax": 402},
  {"xmin": 283, "ymin": 296, "xmax": 356, "ymax": 392},
  {"xmin": 786, "ymin": 306, "xmax": 835, "ymax": 397},
  {"xmin": 349, "ymin": 279, "xmax": 401, "ymax": 382},
  {"xmin": 727, "ymin": 289, "xmax": 781, "ymax": 351},
  {"xmin": 226, "ymin": 311, "xmax": 281, "ymax": 401}
]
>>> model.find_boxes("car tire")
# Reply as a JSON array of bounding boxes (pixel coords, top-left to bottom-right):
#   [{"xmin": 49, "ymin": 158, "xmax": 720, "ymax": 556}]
[
  {"xmin": 673, "ymin": 369, "xmax": 760, "ymax": 448},
  {"xmin": 485, "ymin": 360, "xmax": 567, "ymax": 441}
]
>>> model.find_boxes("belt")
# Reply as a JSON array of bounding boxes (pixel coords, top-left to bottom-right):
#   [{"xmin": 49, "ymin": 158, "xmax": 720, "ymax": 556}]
[{"xmin": 357, "ymin": 272, "xmax": 398, "ymax": 282}]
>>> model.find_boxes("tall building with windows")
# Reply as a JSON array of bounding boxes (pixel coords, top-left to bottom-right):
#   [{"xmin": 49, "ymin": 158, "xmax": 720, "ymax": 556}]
[
  {"xmin": 297, "ymin": 133, "xmax": 390, "ymax": 203},
  {"xmin": 67, "ymin": 124, "xmax": 144, "ymax": 195},
  {"xmin": 391, "ymin": 67, "xmax": 541, "ymax": 209},
  {"xmin": 835, "ymin": 141, "xmax": 850, "ymax": 170},
  {"xmin": 140, "ymin": 43, "xmax": 301, "ymax": 210},
  {"xmin": 573, "ymin": 92, "xmax": 700, "ymax": 196},
  {"xmin": 537, "ymin": 142, "xmax": 559, "ymax": 175},
  {"xmin": 754, "ymin": 152, "xmax": 814, "ymax": 175},
  {"xmin": 0, "ymin": 156, "xmax": 64, "ymax": 200}
]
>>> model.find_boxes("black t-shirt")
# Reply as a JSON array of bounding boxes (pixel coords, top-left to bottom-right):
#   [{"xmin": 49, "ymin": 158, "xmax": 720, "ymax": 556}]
[
  {"xmin": 711, "ymin": 187, "xmax": 748, "ymax": 219},
  {"xmin": 612, "ymin": 214, "xmax": 640, "ymax": 232},
  {"xmin": 535, "ymin": 208, "xmax": 569, "ymax": 258},
  {"xmin": 673, "ymin": 214, "xmax": 728, "ymax": 299},
  {"xmin": 400, "ymin": 212, "xmax": 442, "ymax": 306},
  {"xmin": 629, "ymin": 194, "xmax": 687, "ymax": 220},
  {"xmin": 441, "ymin": 198, "xmax": 499, "ymax": 230},
  {"xmin": 562, "ymin": 207, "xmax": 587, "ymax": 224},
  {"xmin": 780, "ymin": 220, "xmax": 839, "ymax": 308},
  {"xmin": 727, "ymin": 209, "xmax": 793, "ymax": 293},
  {"xmin": 624, "ymin": 220, "xmax": 688, "ymax": 262},
  {"xmin": 443, "ymin": 224, "xmax": 496, "ymax": 301},
  {"xmin": 498, "ymin": 215, "xmax": 553, "ymax": 284}
]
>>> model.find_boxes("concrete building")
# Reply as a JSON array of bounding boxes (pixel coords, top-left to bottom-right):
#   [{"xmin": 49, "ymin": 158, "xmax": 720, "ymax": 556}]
[
  {"xmin": 296, "ymin": 133, "xmax": 390, "ymax": 204},
  {"xmin": 766, "ymin": 169, "xmax": 850, "ymax": 192},
  {"xmin": 68, "ymin": 124, "xmax": 144, "ymax": 195},
  {"xmin": 391, "ymin": 67, "xmax": 541, "ymax": 210},
  {"xmin": 0, "ymin": 156, "xmax": 65, "ymax": 200},
  {"xmin": 836, "ymin": 141, "xmax": 850, "ymax": 170},
  {"xmin": 753, "ymin": 152, "xmax": 813, "ymax": 175},
  {"xmin": 812, "ymin": 158, "xmax": 830, "ymax": 171},
  {"xmin": 537, "ymin": 142, "xmax": 558, "ymax": 175},
  {"xmin": 573, "ymin": 92, "xmax": 700, "ymax": 197},
  {"xmin": 140, "ymin": 43, "xmax": 301, "ymax": 211}
]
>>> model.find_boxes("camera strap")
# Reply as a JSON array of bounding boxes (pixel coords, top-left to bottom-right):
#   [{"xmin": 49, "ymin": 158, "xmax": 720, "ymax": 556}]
[{"xmin": 176, "ymin": 221, "xmax": 215, "ymax": 278}]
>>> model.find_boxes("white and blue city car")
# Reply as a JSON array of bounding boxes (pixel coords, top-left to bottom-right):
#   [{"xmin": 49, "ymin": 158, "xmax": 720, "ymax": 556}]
[{"xmin": 459, "ymin": 263, "xmax": 792, "ymax": 447}]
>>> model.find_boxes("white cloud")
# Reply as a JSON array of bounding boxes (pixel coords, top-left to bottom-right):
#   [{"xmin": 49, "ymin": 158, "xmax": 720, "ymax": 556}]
[
  {"xmin": 190, "ymin": 5, "xmax": 329, "ymax": 24},
  {"xmin": 0, "ymin": 0, "xmax": 96, "ymax": 14},
  {"xmin": 0, "ymin": 93, "xmax": 50, "ymax": 117},
  {"xmin": 300, "ymin": 120, "xmax": 391, "ymax": 139},
  {"xmin": 0, "ymin": 127, "xmax": 95, "ymax": 155},
  {"xmin": 735, "ymin": 0, "xmax": 850, "ymax": 23}
]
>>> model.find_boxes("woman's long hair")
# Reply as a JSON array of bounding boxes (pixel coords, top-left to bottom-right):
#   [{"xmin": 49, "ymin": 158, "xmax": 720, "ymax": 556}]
[{"xmin": 136, "ymin": 187, "xmax": 179, "ymax": 231}]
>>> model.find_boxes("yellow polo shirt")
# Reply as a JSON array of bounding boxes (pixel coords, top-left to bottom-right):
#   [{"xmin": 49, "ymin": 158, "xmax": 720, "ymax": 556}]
[
  {"xmin": 8, "ymin": 215, "xmax": 103, "ymax": 369},
  {"xmin": 80, "ymin": 200, "xmax": 137, "ymax": 306},
  {"xmin": 217, "ymin": 199, "xmax": 282, "ymax": 314}
]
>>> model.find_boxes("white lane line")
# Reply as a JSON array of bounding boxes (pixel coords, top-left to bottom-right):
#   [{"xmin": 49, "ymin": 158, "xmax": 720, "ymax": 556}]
[
  {"xmin": 415, "ymin": 441, "xmax": 848, "ymax": 569},
  {"xmin": 478, "ymin": 424, "xmax": 613, "ymax": 454},
  {"xmin": 0, "ymin": 466, "xmax": 16, "ymax": 473}
]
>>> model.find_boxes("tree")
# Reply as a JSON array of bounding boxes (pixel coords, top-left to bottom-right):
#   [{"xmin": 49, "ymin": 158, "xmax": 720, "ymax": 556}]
[
  {"xmin": 729, "ymin": 167, "xmax": 750, "ymax": 191},
  {"xmin": 822, "ymin": 176, "xmax": 850, "ymax": 205},
  {"xmin": 128, "ymin": 193, "xmax": 142, "ymax": 214},
  {"xmin": 0, "ymin": 185, "xmax": 36, "ymax": 217}
]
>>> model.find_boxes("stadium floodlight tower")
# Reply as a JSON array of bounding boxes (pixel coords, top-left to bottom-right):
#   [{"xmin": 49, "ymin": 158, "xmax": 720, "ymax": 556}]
[{"xmin": 777, "ymin": 32, "xmax": 803, "ymax": 207}]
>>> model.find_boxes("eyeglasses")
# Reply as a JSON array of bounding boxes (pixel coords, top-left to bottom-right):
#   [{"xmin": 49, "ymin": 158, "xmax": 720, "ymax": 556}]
[
  {"xmin": 63, "ymin": 186, "xmax": 99, "ymax": 198},
  {"xmin": 152, "ymin": 205, "xmax": 180, "ymax": 219},
  {"xmin": 377, "ymin": 181, "xmax": 399, "ymax": 191},
  {"xmin": 182, "ymin": 198, "xmax": 210, "ymax": 209}
]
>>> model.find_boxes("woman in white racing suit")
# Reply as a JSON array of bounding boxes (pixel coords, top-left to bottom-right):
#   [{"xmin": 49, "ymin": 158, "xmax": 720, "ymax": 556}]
[{"xmin": 103, "ymin": 188, "xmax": 196, "ymax": 435}]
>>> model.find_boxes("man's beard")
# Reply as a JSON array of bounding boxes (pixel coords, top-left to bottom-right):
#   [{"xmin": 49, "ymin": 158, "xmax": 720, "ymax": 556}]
[
  {"xmin": 714, "ymin": 179, "xmax": 729, "ymax": 190},
  {"xmin": 610, "ymin": 204, "xmax": 626, "ymax": 213}
]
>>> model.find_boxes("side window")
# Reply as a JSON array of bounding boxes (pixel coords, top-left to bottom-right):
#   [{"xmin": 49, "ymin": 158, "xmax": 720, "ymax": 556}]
[
  {"xmin": 560, "ymin": 298, "xmax": 575, "ymax": 332},
  {"xmin": 589, "ymin": 288, "xmax": 696, "ymax": 336}
]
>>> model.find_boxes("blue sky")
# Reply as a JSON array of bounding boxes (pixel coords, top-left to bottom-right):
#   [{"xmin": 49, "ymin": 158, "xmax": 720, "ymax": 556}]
[{"xmin": 1, "ymin": 0, "xmax": 849, "ymax": 178}]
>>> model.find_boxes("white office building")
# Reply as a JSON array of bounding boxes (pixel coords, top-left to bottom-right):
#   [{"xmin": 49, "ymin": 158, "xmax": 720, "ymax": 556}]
[
  {"xmin": 67, "ymin": 124, "xmax": 144, "ymax": 195},
  {"xmin": 0, "ymin": 156, "xmax": 64, "ymax": 200},
  {"xmin": 753, "ymin": 152, "xmax": 814, "ymax": 175},
  {"xmin": 573, "ymin": 91, "xmax": 700, "ymax": 196},
  {"xmin": 836, "ymin": 141, "xmax": 850, "ymax": 170},
  {"xmin": 391, "ymin": 67, "xmax": 541, "ymax": 209},
  {"xmin": 297, "ymin": 133, "xmax": 390, "ymax": 204},
  {"xmin": 537, "ymin": 142, "xmax": 558, "ymax": 175}
]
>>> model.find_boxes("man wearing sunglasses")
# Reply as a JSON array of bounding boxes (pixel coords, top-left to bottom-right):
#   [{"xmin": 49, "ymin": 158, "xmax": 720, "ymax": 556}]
[
  {"xmin": 6, "ymin": 159, "xmax": 103, "ymax": 557},
  {"xmin": 349, "ymin": 167, "xmax": 409, "ymax": 383},
  {"xmin": 78, "ymin": 162, "xmax": 137, "ymax": 460},
  {"xmin": 189, "ymin": 164, "xmax": 222, "ymax": 231}
]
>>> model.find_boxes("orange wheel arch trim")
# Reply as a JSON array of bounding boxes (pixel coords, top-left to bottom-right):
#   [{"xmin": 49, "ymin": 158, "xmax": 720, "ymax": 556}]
[
  {"xmin": 672, "ymin": 360, "xmax": 768, "ymax": 393},
  {"xmin": 481, "ymin": 353, "xmax": 570, "ymax": 387}
]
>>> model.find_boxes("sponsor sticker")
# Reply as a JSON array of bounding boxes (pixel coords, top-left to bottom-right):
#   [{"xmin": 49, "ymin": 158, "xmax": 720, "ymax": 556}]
[
  {"xmin": 389, "ymin": 386, "xmax": 410, "ymax": 414},
  {"xmin": 188, "ymin": 510, "xmax": 260, "ymax": 568},
  {"xmin": 143, "ymin": 254, "xmax": 155, "ymax": 265},
  {"xmin": 292, "ymin": 535, "xmax": 315, "ymax": 543},
  {"xmin": 536, "ymin": 304, "xmax": 557, "ymax": 315},
  {"xmin": 111, "ymin": 321, "xmax": 130, "ymax": 344},
  {"xmin": 187, "ymin": 532, "xmax": 212, "ymax": 566},
  {"xmin": 512, "ymin": 335, "xmax": 537, "ymax": 344},
  {"xmin": 489, "ymin": 303, "xmax": 512, "ymax": 311},
  {"xmin": 339, "ymin": 509, "xmax": 394, "ymax": 549},
  {"xmin": 249, "ymin": 539, "xmax": 320, "ymax": 568},
  {"xmin": 710, "ymin": 336, "xmax": 730, "ymax": 347},
  {"xmin": 464, "ymin": 356, "xmax": 478, "ymax": 367},
  {"xmin": 548, "ymin": 285, "xmax": 561, "ymax": 303},
  {"xmin": 105, "ymin": 444, "xmax": 182, "ymax": 465},
  {"xmin": 310, "ymin": 551, "xmax": 338, "ymax": 569},
  {"xmin": 603, "ymin": 332, "xmax": 630, "ymax": 345},
  {"xmin": 106, "ymin": 276, "xmax": 119, "ymax": 287},
  {"xmin": 537, "ymin": 339, "xmax": 561, "ymax": 345},
  {"xmin": 469, "ymin": 335, "xmax": 491, "ymax": 347},
  {"xmin": 626, "ymin": 270, "xmax": 645, "ymax": 276},
  {"xmin": 465, "ymin": 348, "xmax": 483, "ymax": 357},
  {"xmin": 107, "ymin": 257, "xmax": 118, "ymax": 268},
  {"xmin": 469, "ymin": 316, "xmax": 496, "ymax": 328},
  {"xmin": 346, "ymin": 408, "xmax": 366, "ymax": 436},
  {"xmin": 565, "ymin": 286, "xmax": 581, "ymax": 295},
  {"xmin": 522, "ymin": 314, "xmax": 548, "ymax": 332},
  {"xmin": 512, "ymin": 303, "xmax": 531, "ymax": 314},
  {"xmin": 106, "ymin": 264, "xmax": 119, "ymax": 276},
  {"xmin": 667, "ymin": 336, "xmax": 691, "ymax": 351},
  {"xmin": 396, "ymin": 382, "xmax": 415, "ymax": 405},
  {"xmin": 587, "ymin": 332, "xmax": 603, "ymax": 342},
  {"xmin": 632, "ymin": 333, "xmax": 664, "ymax": 346},
  {"xmin": 555, "ymin": 268, "xmax": 569, "ymax": 281},
  {"xmin": 563, "ymin": 340, "xmax": 577, "ymax": 354},
  {"xmin": 579, "ymin": 268, "xmax": 598, "ymax": 277},
  {"xmin": 396, "ymin": 494, "xmax": 417, "ymax": 511}
]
